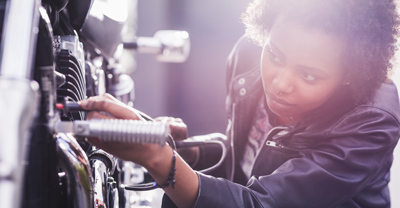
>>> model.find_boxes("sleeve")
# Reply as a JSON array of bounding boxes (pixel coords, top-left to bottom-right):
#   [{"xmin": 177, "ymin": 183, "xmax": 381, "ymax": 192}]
[{"xmin": 192, "ymin": 107, "xmax": 400, "ymax": 208}]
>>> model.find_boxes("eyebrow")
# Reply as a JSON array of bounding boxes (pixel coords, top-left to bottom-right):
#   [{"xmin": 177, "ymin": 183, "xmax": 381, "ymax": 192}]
[
  {"xmin": 268, "ymin": 42, "xmax": 286, "ymax": 59},
  {"xmin": 297, "ymin": 65, "xmax": 329, "ymax": 78},
  {"xmin": 269, "ymin": 41, "xmax": 328, "ymax": 77}
]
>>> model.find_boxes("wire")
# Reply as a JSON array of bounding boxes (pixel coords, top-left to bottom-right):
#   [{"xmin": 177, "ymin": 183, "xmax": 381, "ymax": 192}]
[
  {"xmin": 198, "ymin": 140, "xmax": 227, "ymax": 174},
  {"xmin": 173, "ymin": 139, "xmax": 227, "ymax": 174}
]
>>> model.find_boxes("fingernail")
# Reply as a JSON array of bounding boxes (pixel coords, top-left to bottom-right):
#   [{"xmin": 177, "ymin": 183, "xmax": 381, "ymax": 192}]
[{"xmin": 79, "ymin": 100, "xmax": 88, "ymax": 107}]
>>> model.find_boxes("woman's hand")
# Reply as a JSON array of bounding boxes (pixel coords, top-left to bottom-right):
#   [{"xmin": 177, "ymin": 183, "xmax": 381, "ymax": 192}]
[
  {"xmin": 80, "ymin": 93, "xmax": 143, "ymax": 121},
  {"xmin": 79, "ymin": 94, "xmax": 199, "ymax": 207},
  {"xmin": 78, "ymin": 93, "xmax": 167, "ymax": 167},
  {"xmin": 154, "ymin": 116, "xmax": 188, "ymax": 141}
]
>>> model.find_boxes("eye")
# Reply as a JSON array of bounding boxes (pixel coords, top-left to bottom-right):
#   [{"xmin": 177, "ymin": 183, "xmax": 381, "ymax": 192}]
[
  {"xmin": 268, "ymin": 49, "xmax": 284, "ymax": 65},
  {"xmin": 299, "ymin": 71, "xmax": 316, "ymax": 81}
]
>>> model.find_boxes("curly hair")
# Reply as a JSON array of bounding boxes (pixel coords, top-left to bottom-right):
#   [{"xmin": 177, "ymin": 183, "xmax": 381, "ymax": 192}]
[{"xmin": 242, "ymin": 0, "xmax": 400, "ymax": 104}]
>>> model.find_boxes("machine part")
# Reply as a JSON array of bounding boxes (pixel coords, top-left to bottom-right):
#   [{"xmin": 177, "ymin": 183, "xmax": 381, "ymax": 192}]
[
  {"xmin": 107, "ymin": 65, "xmax": 135, "ymax": 105},
  {"xmin": 54, "ymin": 35, "xmax": 86, "ymax": 73},
  {"xmin": 85, "ymin": 61, "xmax": 106, "ymax": 97},
  {"xmin": 92, "ymin": 159, "xmax": 108, "ymax": 208},
  {"xmin": 0, "ymin": 79, "xmax": 40, "ymax": 208},
  {"xmin": 88, "ymin": 149, "xmax": 117, "ymax": 175},
  {"xmin": 124, "ymin": 30, "xmax": 190, "ymax": 63},
  {"xmin": 56, "ymin": 98, "xmax": 90, "ymax": 118},
  {"xmin": 55, "ymin": 71, "xmax": 67, "ymax": 88},
  {"xmin": 107, "ymin": 177, "xmax": 119, "ymax": 208},
  {"xmin": 55, "ymin": 119, "xmax": 170, "ymax": 146},
  {"xmin": 56, "ymin": 49, "xmax": 86, "ymax": 120},
  {"xmin": 119, "ymin": 161, "xmax": 145, "ymax": 208},
  {"xmin": 66, "ymin": 0, "xmax": 94, "ymax": 31},
  {"xmin": 90, "ymin": 154, "xmax": 119, "ymax": 208},
  {"xmin": 80, "ymin": 0, "xmax": 128, "ymax": 59},
  {"xmin": 0, "ymin": 1, "xmax": 41, "ymax": 208},
  {"xmin": 0, "ymin": 0, "xmax": 40, "ymax": 78},
  {"xmin": 36, "ymin": 66, "xmax": 57, "ymax": 119},
  {"xmin": 56, "ymin": 133, "xmax": 93, "ymax": 208},
  {"xmin": 42, "ymin": 0, "xmax": 69, "ymax": 12}
]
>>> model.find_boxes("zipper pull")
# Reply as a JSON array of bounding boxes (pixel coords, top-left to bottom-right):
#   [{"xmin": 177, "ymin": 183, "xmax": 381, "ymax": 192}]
[{"xmin": 266, "ymin": 140, "xmax": 278, "ymax": 147}]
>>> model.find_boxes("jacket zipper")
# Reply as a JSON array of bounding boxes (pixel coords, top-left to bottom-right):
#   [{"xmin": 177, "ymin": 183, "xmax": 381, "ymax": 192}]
[{"xmin": 250, "ymin": 126, "xmax": 288, "ymax": 175}]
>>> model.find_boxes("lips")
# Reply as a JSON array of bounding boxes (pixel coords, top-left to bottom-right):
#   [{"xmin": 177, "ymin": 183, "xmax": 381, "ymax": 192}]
[{"xmin": 266, "ymin": 93, "xmax": 296, "ymax": 111}]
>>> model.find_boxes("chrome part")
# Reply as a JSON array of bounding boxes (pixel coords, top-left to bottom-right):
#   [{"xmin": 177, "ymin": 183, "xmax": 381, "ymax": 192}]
[
  {"xmin": 108, "ymin": 74, "xmax": 134, "ymax": 104},
  {"xmin": 55, "ymin": 119, "xmax": 170, "ymax": 146},
  {"xmin": 97, "ymin": 68, "xmax": 106, "ymax": 95},
  {"xmin": 154, "ymin": 30, "xmax": 190, "ymax": 63},
  {"xmin": 55, "ymin": 121, "xmax": 73, "ymax": 133},
  {"xmin": 0, "ymin": 0, "xmax": 40, "ymax": 78},
  {"xmin": 108, "ymin": 65, "xmax": 135, "ymax": 104},
  {"xmin": 133, "ymin": 30, "xmax": 191, "ymax": 63},
  {"xmin": 0, "ymin": 78, "xmax": 40, "ymax": 208},
  {"xmin": 56, "ymin": 133, "xmax": 93, "ymax": 208},
  {"xmin": 88, "ymin": 149, "xmax": 116, "ymax": 175},
  {"xmin": 108, "ymin": 177, "xmax": 119, "ymax": 208},
  {"xmin": 75, "ymin": 119, "xmax": 170, "ymax": 145},
  {"xmin": 55, "ymin": 71, "xmax": 67, "ymax": 88},
  {"xmin": 92, "ymin": 160, "xmax": 107, "ymax": 208},
  {"xmin": 80, "ymin": 0, "xmax": 128, "ymax": 59},
  {"xmin": 135, "ymin": 37, "xmax": 162, "ymax": 54},
  {"xmin": 55, "ymin": 35, "xmax": 86, "ymax": 75},
  {"xmin": 85, "ymin": 61, "xmax": 106, "ymax": 97},
  {"xmin": 91, "ymin": 155, "xmax": 119, "ymax": 208}
]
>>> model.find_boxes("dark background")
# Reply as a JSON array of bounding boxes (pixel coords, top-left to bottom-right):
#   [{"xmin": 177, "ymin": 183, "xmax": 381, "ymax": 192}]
[{"xmin": 132, "ymin": 0, "xmax": 252, "ymax": 136}]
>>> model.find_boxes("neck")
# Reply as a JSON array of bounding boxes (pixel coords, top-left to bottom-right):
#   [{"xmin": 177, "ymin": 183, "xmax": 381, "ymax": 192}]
[{"xmin": 277, "ymin": 116, "xmax": 298, "ymax": 126}]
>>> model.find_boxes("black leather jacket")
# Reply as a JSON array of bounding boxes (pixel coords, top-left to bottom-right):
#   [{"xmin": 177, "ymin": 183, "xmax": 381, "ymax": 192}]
[{"xmin": 163, "ymin": 36, "xmax": 400, "ymax": 208}]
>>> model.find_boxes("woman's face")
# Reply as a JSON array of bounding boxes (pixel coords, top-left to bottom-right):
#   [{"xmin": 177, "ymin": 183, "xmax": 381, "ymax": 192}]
[{"xmin": 261, "ymin": 16, "xmax": 346, "ymax": 125}]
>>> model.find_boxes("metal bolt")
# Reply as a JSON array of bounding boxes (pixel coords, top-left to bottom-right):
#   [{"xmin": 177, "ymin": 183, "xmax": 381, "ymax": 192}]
[{"xmin": 76, "ymin": 124, "xmax": 85, "ymax": 134}]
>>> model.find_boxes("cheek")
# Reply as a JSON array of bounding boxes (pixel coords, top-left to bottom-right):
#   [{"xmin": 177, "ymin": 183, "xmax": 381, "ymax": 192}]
[
  {"xmin": 296, "ymin": 82, "xmax": 339, "ymax": 108},
  {"xmin": 260, "ymin": 59, "xmax": 276, "ymax": 88}
]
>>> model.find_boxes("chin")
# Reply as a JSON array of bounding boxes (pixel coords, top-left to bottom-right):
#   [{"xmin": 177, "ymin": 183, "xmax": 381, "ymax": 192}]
[{"xmin": 267, "ymin": 102, "xmax": 294, "ymax": 118}]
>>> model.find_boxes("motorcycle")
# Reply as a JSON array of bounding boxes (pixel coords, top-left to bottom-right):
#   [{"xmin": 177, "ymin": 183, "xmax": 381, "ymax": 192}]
[{"xmin": 0, "ymin": 0, "xmax": 193, "ymax": 207}]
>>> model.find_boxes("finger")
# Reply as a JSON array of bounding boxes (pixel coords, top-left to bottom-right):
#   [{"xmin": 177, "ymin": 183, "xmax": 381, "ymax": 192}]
[
  {"xmin": 86, "ymin": 111, "xmax": 116, "ymax": 120},
  {"xmin": 80, "ymin": 94, "xmax": 122, "ymax": 111},
  {"xmin": 154, "ymin": 117, "xmax": 165, "ymax": 122},
  {"xmin": 170, "ymin": 123, "xmax": 188, "ymax": 141},
  {"xmin": 174, "ymin": 118, "xmax": 183, "ymax": 123},
  {"xmin": 79, "ymin": 94, "xmax": 141, "ymax": 120}
]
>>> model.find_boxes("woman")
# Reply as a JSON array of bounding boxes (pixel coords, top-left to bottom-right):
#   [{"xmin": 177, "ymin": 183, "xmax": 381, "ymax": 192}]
[{"xmin": 80, "ymin": 0, "xmax": 400, "ymax": 207}]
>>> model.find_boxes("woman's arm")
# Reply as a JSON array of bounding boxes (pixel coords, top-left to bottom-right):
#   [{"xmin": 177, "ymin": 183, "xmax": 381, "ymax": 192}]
[{"xmin": 80, "ymin": 94, "xmax": 199, "ymax": 208}]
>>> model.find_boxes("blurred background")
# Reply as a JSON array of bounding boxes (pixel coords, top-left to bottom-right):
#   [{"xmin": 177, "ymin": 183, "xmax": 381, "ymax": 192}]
[{"xmin": 129, "ymin": 0, "xmax": 252, "ymax": 137}]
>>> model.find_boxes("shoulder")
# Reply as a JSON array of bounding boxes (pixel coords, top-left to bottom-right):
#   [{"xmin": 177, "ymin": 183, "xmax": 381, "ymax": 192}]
[
  {"xmin": 285, "ymin": 82, "xmax": 400, "ymax": 149},
  {"xmin": 332, "ymin": 82, "xmax": 400, "ymax": 130},
  {"xmin": 363, "ymin": 81, "xmax": 400, "ymax": 122},
  {"xmin": 325, "ymin": 82, "xmax": 400, "ymax": 143}
]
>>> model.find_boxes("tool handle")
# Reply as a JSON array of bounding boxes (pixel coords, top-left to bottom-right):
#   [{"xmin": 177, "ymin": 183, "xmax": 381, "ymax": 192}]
[{"xmin": 73, "ymin": 119, "xmax": 170, "ymax": 146}]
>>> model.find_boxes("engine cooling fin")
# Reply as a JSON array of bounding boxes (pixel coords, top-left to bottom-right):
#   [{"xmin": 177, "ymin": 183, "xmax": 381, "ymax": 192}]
[{"xmin": 56, "ymin": 49, "xmax": 86, "ymax": 121}]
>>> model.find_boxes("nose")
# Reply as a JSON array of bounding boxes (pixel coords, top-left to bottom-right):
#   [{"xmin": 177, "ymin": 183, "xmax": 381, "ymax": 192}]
[{"xmin": 272, "ymin": 68, "xmax": 295, "ymax": 95}]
